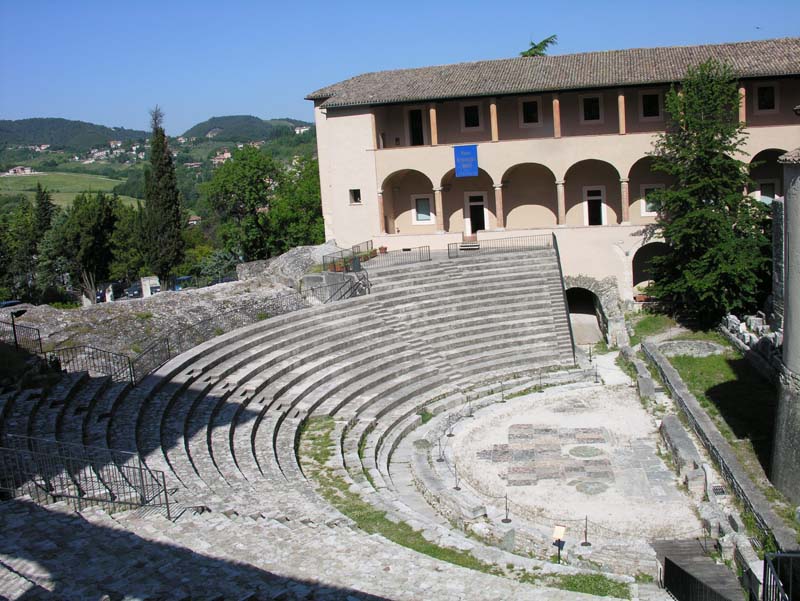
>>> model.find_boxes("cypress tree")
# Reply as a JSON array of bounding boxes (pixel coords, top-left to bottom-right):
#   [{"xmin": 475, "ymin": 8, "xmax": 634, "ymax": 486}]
[
  {"xmin": 141, "ymin": 106, "xmax": 184, "ymax": 285},
  {"xmin": 33, "ymin": 183, "xmax": 56, "ymax": 239},
  {"xmin": 647, "ymin": 59, "xmax": 771, "ymax": 326}
]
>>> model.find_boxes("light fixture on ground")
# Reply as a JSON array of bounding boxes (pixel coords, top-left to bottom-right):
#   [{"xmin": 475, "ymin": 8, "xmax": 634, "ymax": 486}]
[{"xmin": 10, "ymin": 309, "xmax": 27, "ymax": 350}]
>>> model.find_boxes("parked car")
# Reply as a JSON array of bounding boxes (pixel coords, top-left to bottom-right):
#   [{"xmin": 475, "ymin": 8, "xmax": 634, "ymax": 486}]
[
  {"xmin": 95, "ymin": 289, "xmax": 107, "ymax": 303},
  {"xmin": 173, "ymin": 276, "xmax": 194, "ymax": 291},
  {"xmin": 125, "ymin": 283, "xmax": 142, "ymax": 298},
  {"xmin": 0, "ymin": 300, "xmax": 22, "ymax": 309}
]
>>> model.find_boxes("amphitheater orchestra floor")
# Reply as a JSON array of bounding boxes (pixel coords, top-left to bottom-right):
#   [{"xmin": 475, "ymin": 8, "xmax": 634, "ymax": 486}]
[{"xmin": 451, "ymin": 379, "xmax": 703, "ymax": 543}]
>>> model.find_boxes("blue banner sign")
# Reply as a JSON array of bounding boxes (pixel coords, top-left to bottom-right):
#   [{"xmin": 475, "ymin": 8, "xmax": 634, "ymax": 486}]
[{"xmin": 454, "ymin": 145, "xmax": 478, "ymax": 177}]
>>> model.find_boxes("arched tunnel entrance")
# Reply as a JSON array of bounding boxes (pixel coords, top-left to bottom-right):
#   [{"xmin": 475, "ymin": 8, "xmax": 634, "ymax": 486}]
[{"xmin": 566, "ymin": 287, "xmax": 606, "ymax": 345}]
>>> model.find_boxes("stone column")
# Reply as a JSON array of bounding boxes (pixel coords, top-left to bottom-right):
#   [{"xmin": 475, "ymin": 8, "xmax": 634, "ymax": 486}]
[
  {"xmin": 552, "ymin": 94, "xmax": 561, "ymax": 138},
  {"xmin": 490, "ymin": 98, "xmax": 499, "ymax": 142},
  {"xmin": 429, "ymin": 103, "xmax": 438, "ymax": 146},
  {"xmin": 772, "ymin": 149, "xmax": 800, "ymax": 504},
  {"xmin": 738, "ymin": 84, "xmax": 747, "ymax": 125},
  {"xmin": 620, "ymin": 178, "xmax": 630, "ymax": 223},
  {"xmin": 434, "ymin": 187, "xmax": 444, "ymax": 232},
  {"xmin": 556, "ymin": 180, "xmax": 566, "ymax": 225},
  {"xmin": 493, "ymin": 185, "xmax": 505, "ymax": 230},
  {"xmin": 377, "ymin": 190, "xmax": 386, "ymax": 234},
  {"xmin": 617, "ymin": 91, "xmax": 626, "ymax": 135}
]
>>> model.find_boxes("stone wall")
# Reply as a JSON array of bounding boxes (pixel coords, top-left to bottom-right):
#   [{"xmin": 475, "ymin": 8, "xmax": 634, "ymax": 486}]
[
  {"xmin": 642, "ymin": 341, "xmax": 798, "ymax": 551},
  {"xmin": 771, "ymin": 198, "xmax": 785, "ymax": 331},
  {"xmin": 564, "ymin": 274, "xmax": 629, "ymax": 347},
  {"xmin": 236, "ymin": 259, "xmax": 271, "ymax": 282},
  {"xmin": 719, "ymin": 315, "xmax": 782, "ymax": 384}
]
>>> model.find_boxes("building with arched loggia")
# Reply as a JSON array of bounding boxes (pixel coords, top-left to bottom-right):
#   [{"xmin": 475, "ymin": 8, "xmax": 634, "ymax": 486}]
[{"xmin": 307, "ymin": 38, "xmax": 800, "ymax": 302}]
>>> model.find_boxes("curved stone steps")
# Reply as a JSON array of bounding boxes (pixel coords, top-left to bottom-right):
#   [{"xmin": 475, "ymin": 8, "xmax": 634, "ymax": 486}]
[
  {"xmin": 55, "ymin": 375, "xmax": 110, "ymax": 448},
  {"xmin": 82, "ymin": 381, "xmax": 129, "ymax": 449}
]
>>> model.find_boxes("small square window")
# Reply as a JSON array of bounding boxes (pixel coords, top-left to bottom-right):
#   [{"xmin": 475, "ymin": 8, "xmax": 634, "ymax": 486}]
[
  {"xmin": 759, "ymin": 182, "xmax": 777, "ymax": 202},
  {"xmin": 349, "ymin": 189, "xmax": 362, "ymax": 205},
  {"xmin": 641, "ymin": 93, "xmax": 661, "ymax": 119},
  {"xmin": 522, "ymin": 100, "xmax": 539, "ymax": 124},
  {"xmin": 463, "ymin": 105, "xmax": 480, "ymax": 129},
  {"xmin": 581, "ymin": 96, "xmax": 602, "ymax": 123},
  {"xmin": 412, "ymin": 196, "xmax": 433, "ymax": 224},
  {"xmin": 756, "ymin": 85, "xmax": 776, "ymax": 112}
]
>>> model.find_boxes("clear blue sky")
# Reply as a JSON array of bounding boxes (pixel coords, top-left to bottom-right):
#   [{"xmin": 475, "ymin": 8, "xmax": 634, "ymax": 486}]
[{"xmin": 1, "ymin": 0, "xmax": 797, "ymax": 135}]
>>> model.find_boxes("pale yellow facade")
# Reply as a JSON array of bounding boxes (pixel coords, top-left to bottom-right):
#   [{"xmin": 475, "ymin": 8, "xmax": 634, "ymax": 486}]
[{"xmin": 313, "ymin": 76, "xmax": 800, "ymax": 300}]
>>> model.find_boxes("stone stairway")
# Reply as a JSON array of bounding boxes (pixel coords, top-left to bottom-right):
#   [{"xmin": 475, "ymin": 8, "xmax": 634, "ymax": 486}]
[{"xmin": 0, "ymin": 248, "xmax": 631, "ymax": 600}]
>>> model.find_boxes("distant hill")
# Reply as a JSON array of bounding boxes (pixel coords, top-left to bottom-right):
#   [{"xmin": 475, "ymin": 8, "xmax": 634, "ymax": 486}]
[
  {"xmin": 182, "ymin": 115, "xmax": 312, "ymax": 142},
  {"xmin": 0, "ymin": 118, "xmax": 147, "ymax": 151}
]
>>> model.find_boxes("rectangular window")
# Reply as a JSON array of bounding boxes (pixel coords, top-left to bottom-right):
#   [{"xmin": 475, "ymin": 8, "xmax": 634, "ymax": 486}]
[
  {"xmin": 519, "ymin": 97, "xmax": 541, "ymax": 127},
  {"xmin": 580, "ymin": 95, "xmax": 603, "ymax": 124},
  {"xmin": 755, "ymin": 84, "xmax": 777, "ymax": 113},
  {"xmin": 462, "ymin": 103, "xmax": 482, "ymax": 130},
  {"xmin": 758, "ymin": 180, "xmax": 779, "ymax": 202},
  {"xmin": 349, "ymin": 189, "xmax": 361, "ymax": 205},
  {"xmin": 640, "ymin": 184, "xmax": 664, "ymax": 217},
  {"xmin": 640, "ymin": 92, "xmax": 662, "ymax": 120},
  {"xmin": 412, "ymin": 195, "xmax": 433, "ymax": 224}
]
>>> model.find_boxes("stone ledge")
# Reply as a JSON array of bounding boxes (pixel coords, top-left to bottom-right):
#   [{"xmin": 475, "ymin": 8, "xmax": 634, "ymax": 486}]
[{"xmin": 641, "ymin": 341, "xmax": 799, "ymax": 552}]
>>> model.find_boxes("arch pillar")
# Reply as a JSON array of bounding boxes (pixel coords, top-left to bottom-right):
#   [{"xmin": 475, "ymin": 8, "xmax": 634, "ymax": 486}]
[
  {"xmin": 620, "ymin": 178, "xmax": 630, "ymax": 224},
  {"xmin": 377, "ymin": 190, "xmax": 386, "ymax": 234},
  {"xmin": 433, "ymin": 187, "xmax": 444, "ymax": 232},
  {"xmin": 493, "ymin": 184, "xmax": 505, "ymax": 230},
  {"xmin": 556, "ymin": 180, "xmax": 566, "ymax": 225}
]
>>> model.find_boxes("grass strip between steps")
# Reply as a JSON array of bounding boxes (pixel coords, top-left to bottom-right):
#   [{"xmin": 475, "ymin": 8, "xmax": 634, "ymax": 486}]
[{"xmin": 299, "ymin": 416, "xmax": 631, "ymax": 598}]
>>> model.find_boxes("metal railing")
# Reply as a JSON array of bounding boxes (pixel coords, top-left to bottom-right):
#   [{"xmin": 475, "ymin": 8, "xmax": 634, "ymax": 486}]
[
  {"xmin": 764, "ymin": 553, "xmax": 799, "ymax": 601},
  {"xmin": 49, "ymin": 345, "xmax": 134, "ymax": 383},
  {"xmin": 552, "ymin": 234, "xmax": 577, "ymax": 366},
  {"xmin": 0, "ymin": 435, "xmax": 170, "ymax": 517},
  {"xmin": 323, "ymin": 243, "xmax": 431, "ymax": 272},
  {"xmin": 447, "ymin": 234, "xmax": 553, "ymax": 259},
  {"xmin": 0, "ymin": 320, "xmax": 43, "ymax": 355}
]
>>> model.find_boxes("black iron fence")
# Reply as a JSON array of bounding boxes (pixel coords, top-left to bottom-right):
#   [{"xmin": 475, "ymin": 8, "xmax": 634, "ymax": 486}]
[
  {"xmin": 447, "ymin": 234, "xmax": 553, "ymax": 259},
  {"xmin": 0, "ymin": 320, "xmax": 43, "ymax": 354},
  {"xmin": 50, "ymin": 345, "xmax": 134, "ymax": 383},
  {"xmin": 764, "ymin": 553, "xmax": 799, "ymax": 601},
  {"xmin": 0, "ymin": 435, "xmax": 170, "ymax": 517},
  {"xmin": 323, "ymin": 242, "xmax": 431, "ymax": 272}
]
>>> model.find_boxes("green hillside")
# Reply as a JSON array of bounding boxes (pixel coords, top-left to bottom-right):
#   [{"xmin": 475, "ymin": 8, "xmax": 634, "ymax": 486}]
[
  {"xmin": 0, "ymin": 118, "xmax": 147, "ymax": 151},
  {"xmin": 0, "ymin": 172, "xmax": 137, "ymax": 207},
  {"xmin": 182, "ymin": 115, "xmax": 312, "ymax": 142}
]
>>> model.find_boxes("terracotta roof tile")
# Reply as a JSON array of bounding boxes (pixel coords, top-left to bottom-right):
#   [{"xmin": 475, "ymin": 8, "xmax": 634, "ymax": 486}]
[{"xmin": 307, "ymin": 38, "xmax": 800, "ymax": 108}]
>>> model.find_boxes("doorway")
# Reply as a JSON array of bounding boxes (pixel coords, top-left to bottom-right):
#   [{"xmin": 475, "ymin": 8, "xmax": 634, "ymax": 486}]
[
  {"xmin": 408, "ymin": 109, "xmax": 424, "ymax": 146},
  {"xmin": 584, "ymin": 187, "xmax": 605, "ymax": 226},
  {"xmin": 464, "ymin": 192, "xmax": 487, "ymax": 235}
]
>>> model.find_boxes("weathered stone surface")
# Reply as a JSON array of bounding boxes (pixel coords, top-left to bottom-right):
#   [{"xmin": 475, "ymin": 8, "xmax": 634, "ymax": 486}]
[
  {"xmin": 564, "ymin": 275, "xmax": 629, "ymax": 347},
  {"xmin": 658, "ymin": 340, "xmax": 725, "ymax": 358}
]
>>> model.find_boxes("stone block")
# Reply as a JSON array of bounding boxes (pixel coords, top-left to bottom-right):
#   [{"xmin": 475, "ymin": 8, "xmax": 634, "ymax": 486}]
[{"xmin": 686, "ymin": 467, "xmax": 706, "ymax": 500}]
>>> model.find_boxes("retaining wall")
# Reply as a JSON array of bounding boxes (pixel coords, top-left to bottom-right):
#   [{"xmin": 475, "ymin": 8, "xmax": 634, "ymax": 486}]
[{"xmin": 641, "ymin": 341, "xmax": 798, "ymax": 552}]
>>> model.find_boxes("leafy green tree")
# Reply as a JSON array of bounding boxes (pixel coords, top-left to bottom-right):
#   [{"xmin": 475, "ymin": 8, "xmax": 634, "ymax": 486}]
[
  {"xmin": 5, "ymin": 198, "xmax": 37, "ymax": 299},
  {"xmin": 140, "ymin": 106, "xmax": 184, "ymax": 284},
  {"xmin": 52, "ymin": 192, "xmax": 118, "ymax": 303},
  {"xmin": 204, "ymin": 146, "xmax": 283, "ymax": 260},
  {"xmin": 33, "ymin": 183, "xmax": 57, "ymax": 238},
  {"xmin": 110, "ymin": 201, "xmax": 145, "ymax": 282},
  {"xmin": 520, "ymin": 35, "xmax": 558, "ymax": 57},
  {"xmin": 263, "ymin": 157, "xmax": 324, "ymax": 256},
  {"xmin": 647, "ymin": 59, "xmax": 771, "ymax": 325}
]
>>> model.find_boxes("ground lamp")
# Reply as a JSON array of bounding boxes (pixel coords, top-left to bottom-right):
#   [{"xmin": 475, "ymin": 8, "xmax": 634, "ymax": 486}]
[{"xmin": 552, "ymin": 525, "xmax": 566, "ymax": 564}]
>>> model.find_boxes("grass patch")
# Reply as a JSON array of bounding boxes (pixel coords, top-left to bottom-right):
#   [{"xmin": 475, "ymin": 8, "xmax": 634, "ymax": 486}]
[
  {"xmin": 299, "ymin": 416, "xmax": 501, "ymax": 575},
  {"xmin": 49, "ymin": 301, "xmax": 80, "ymax": 310},
  {"xmin": 550, "ymin": 573, "xmax": 630, "ymax": 599},
  {"xmin": 418, "ymin": 408, "xmax": 433, "ymax": 424},
  {"xmin": 134, "ymin": 311, "xmax": 153, "ymax": 320},
  {"xmin": 629, "ymin": 312, "xmax": 676, "ymax": 346},
  {"xmin": 594, "ymin": 339, "xmax": 612, "ymax": 354},
  {"xmin": 634, "ymin": 572, "xmax": 654, "ymax": 584},
  {"xmin": 614, "ymin": 353, "xmax": 638, "ymax": 381},
  {"xmin": 667, "ymin": 339, "xmax": 776, "ymax": 470}
]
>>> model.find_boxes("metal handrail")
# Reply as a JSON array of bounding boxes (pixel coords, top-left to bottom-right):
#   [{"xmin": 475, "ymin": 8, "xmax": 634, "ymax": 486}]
[
  {"xmin": 552, "ymin": 233, "xmax": 577, "ymax": 366},
  {"xmin": 447, "ymin": 234, "xmax": 553, "ymax": 259},
  {"xmin": 764, "ymin": 553, "xmax": 798, "ymax": 601},
  {"xmin": 49, "ymin": 345, "xmax": 134, "ymax": 383}
]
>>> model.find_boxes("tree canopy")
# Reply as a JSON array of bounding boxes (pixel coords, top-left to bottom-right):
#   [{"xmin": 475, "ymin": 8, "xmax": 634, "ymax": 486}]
[
  {"xmin": 647, "ymin": 59, "xmax": 771, "ymax": 325},
  {"xmin": 520, "ymin": 35, "xmax": 558, "ymax": 57},
  {"xmin": 140, "ymin": 106, "xmax": 184, "ymax": 284}
]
